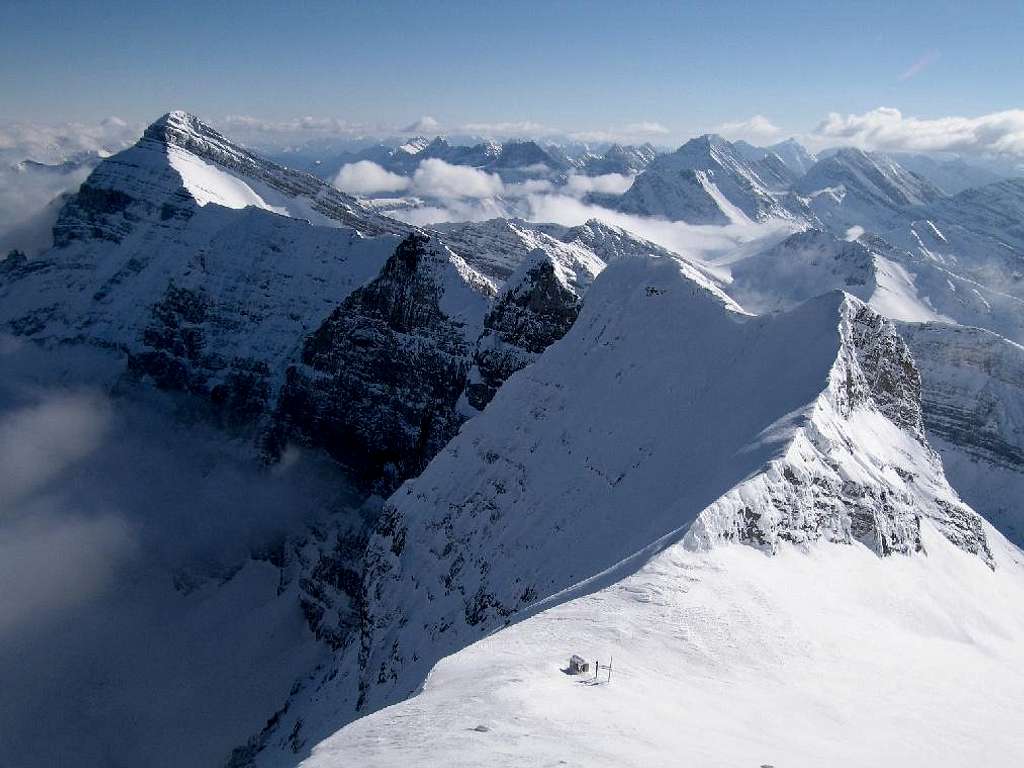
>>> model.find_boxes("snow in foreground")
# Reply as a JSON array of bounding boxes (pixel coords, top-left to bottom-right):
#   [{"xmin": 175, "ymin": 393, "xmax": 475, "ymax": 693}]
[{"xmin": 305, "ymin": 522, "xmax": 1024, "ymax": 768}]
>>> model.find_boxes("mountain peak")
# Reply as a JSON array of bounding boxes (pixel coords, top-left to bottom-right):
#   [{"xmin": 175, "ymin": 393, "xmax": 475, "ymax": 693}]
[
  {"xmin": 145, "ymin": 110, "xmax": 218, "ymax": 142},
  {"xmin": 680, "ymin": 133, "xmax": 730, "ymax": 152}
]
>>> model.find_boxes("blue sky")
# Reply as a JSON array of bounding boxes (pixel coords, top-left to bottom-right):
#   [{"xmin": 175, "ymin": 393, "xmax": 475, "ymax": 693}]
[{"xmin": 1, "ymin": 0, "xmax": 1022, "ymax": 143}]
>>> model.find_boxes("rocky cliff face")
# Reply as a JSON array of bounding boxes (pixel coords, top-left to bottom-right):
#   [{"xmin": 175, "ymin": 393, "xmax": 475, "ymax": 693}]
[
  {"xmin": 463, "ymin": 249, "xmax": 583, "ymax": 411},
  {"xmin": 899, "ymin": 322, "xmax": 1024, "ymax": 546},
  {"xmin": 268, "ymin": 234, "xmax": 495, "ymax": 494},
  {"xmin": 268, "ymin": 233, "xmax": 592, "ymax": 493}
]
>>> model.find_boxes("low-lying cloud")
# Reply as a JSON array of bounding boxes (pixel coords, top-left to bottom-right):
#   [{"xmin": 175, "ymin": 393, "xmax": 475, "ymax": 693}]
[
  {"xmin": 412, "ymin": 158, "xmax": 504, "ymax": 199},
  {"xmin": 0, "ymin": 116, "xmax": 139, "ymax": 165},
  {"xmin": 0, "ymin": 346, "xmax": 359, "ymax": 642},
  {"xmin": 524, "ymin": 193, "xmax": 795, "ymax": 264},
  {"xmin": 0, "ymin": 117, "xmax": 139, "ymax": 251},
  {"xmin": 336, "ymin": 158, "xmax": 506, "ymax": 200},
  {"xmin": 564, "ymin": 172, "xmax": 635, "ymax": 197},
  {"xmin": 334, "ymin": 160, "xmax": 411, "ymax": 194}
]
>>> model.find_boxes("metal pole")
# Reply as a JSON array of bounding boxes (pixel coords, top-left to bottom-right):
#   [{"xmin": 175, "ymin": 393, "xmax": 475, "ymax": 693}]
[{"xmin": 608, "ymin": 656, "xmax": 612, "ymax": 683}]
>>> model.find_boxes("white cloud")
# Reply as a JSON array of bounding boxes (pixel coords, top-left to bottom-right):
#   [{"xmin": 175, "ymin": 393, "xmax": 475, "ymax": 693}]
[
  {"xmin": 0, "ymin": 391, "xmax": 112, "ymax": 509},
  {"xmin": 564, "ymin": 172, "xmax": 635, "ymax": 197},
  {"xmin": 411, "ymin": 158, "xmax": 504, "ymax": 199},
  {"xmin": 713, "ymin": 115, "xmax": 781, "ymax": 142},
  {"xmin": 403, "ymin": 116, "xmax": 441, "ymax": 133},
  {"xmin": 899, "ymin": 51, "xmax": 940, "ymax": 81},
  {"xmin": 814, "ymin": 107, "xmax": 1024, "ymax": 156},
  {"xmin": 334, "ymin": 161, "xmax": 411, "ymax": 195},
  {"xmin": 524, "ymin": 193, "xmax": 791, "ymax": 261}
]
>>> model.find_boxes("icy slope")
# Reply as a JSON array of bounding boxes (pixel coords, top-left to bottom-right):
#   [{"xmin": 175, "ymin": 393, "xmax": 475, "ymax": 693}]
[
  {"xmin": 355, "ymin": 255, "xmax": 988, "ymax": 721},
  {"xmin": 312, "ymin": 521, "xmax": 1024, "ymax": 768}
]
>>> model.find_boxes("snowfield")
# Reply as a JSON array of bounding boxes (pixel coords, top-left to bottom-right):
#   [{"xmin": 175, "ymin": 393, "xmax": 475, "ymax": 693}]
[{"xmin": 305, "ymin": 521, "xmax": 1024, "ymax": 768}]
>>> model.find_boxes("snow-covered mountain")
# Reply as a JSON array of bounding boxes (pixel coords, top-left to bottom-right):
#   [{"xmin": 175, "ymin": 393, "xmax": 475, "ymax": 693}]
[
  {"xmin": 767, "ymin": 137, "xmax": 818, "ymax": 176},
  {"xmin": 579, "ymin": 142, "xmax": 658, "ymax": 175},
  {"xmin": 720, "ymin": 227, "xmax": 1024, "ymax": 340},
  {"xmin": 891, "ymin": 153, "xmax": 1009, "ymax": 195},
  {"xmin": 615, "ymin": 134, "xmax": 796, "ymax": 224},
  {"xmin": 795, "ymin": 147, "xmax": 945, "ymax": 233},
  {"xmin": 0, "ymin": 112, "xmax": 410, "ymax": 429},
  {"xmin": 897, "ymin": 179, "xmax": 1024, "ymax": 301},
  {"xmin": 239, "ymin": 254, "xmax": 1000, "ymax": 766}
]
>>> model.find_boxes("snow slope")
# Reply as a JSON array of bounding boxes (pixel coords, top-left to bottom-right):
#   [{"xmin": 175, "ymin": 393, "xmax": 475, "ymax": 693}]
[{"xmin": 310, "ymin": 522, "xmax": 1024, "ymax": 768}]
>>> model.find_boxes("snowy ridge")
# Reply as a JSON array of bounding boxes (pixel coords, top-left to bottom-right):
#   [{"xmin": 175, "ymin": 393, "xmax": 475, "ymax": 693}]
[
  {"xmin": 308, "ymin": 517, "xmax": 1024, "ymax": 768},
  {"xmin": 350, "ymin": 256, "xmax": 989, "ymax": 727},
  {"xmin": 688, "ymin": 295, "xmax": 988, "ymax": 561}
]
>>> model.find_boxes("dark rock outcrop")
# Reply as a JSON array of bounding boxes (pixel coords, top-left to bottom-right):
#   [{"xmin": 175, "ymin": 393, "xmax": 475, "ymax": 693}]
[
  {"xmin": 465, "ymin": 251, "xmax": 582, "ymax": 410},
  {"xmin": 268, "ymin": 234, "xmax": 495, "ymax": 494}
]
